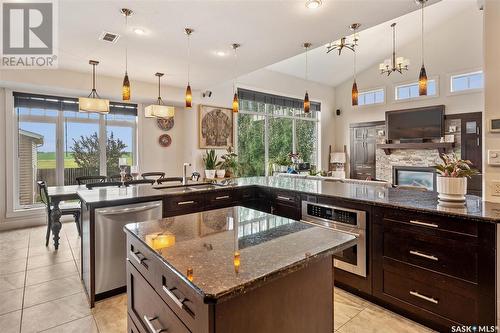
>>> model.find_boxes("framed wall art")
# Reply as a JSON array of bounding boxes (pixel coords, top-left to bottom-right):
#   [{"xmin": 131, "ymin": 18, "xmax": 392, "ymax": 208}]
[{"xmin": 198, "ymin": 105, "xmax": 233, "ymax": 149}]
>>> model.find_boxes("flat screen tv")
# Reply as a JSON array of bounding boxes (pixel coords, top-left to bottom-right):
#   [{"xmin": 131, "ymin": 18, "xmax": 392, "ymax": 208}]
[{"xmin": 386, "ymin": 106, "xmax": 444, "ymax": 141}]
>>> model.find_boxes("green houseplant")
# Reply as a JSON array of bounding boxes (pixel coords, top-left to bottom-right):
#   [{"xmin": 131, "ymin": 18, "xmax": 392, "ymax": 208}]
[
  {"xmin": 203, "ymin": 149, "xmax": 220, "ymax": 179},
  {"xmin": 434, "ymin": 153, "xmax": 478, "ymax": 203},
  {"xmin": 271, "ymin": 153, "xmax": 292, "ymax": 173},
  {"xmin": 220, "ymin": 146, "xmax": 238, "ymax": 177}
]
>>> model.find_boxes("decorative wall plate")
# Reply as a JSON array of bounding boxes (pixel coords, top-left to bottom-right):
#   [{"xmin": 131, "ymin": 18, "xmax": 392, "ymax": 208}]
[
  {"xmin": 158, "ymin": 134, "xmax": 172, "ymax": 147},
  {"xmin": 157, "ymin": 117, "xmax": 174, "ymax": 131}
]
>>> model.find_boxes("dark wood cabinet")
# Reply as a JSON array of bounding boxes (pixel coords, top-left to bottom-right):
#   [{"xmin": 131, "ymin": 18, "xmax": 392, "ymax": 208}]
[
  {"xmin": 350, "ymin": 122, "xmax": 383, "ymax": 180},
  {"xmin": 371, "ymin": 207, "xmax": 496, "ymax": 331}
]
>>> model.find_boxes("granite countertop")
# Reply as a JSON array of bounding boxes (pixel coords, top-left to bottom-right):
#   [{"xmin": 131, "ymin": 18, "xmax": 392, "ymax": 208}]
[
  {"xmin": 124, "ymin": 206, "xmax": 356, "ymax": 303},
  {"xmin": 77, "ymin": 184, "xmax": 165, "ymax": 207}
]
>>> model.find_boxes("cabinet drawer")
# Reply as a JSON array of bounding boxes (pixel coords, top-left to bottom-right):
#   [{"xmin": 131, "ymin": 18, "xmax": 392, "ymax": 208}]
[
  {"xmin": 164, "ymin": 194, "xmax": 204, "ymax": 215},
  {"xmin": 379, "ymin": 209, "xmax": 477, "ymax": 236},
  {"xmin": 380, "ymin": 259, "xmax": 477, "ymax": 325},
  {"xmin": 239, "ymin": 187, "xmax": 255, "ymax": 202},
  {"xmin": 272, "ymin": 190, "xmax": 299, "ymax": 204},
  {"xmin": 272, "ymin": 202, "xmax": 300, "ymax": 220},
  {"xmin": 127, "ymin": 237, "xmax": 157, "ymax": 286},
  {"xmin": 383, "ymin": 221, "xmax": 477, "ymax": 282},
  {"xmin": 128, "ymin": 314, "xmax": 141, "ymax": 333},
  {"xmin": 127, "ymin": 262, "xmax": 190, "ymax": 333},
  {"xmin": 205, "ymin": 190, "xmax": 238, "ymax": 209}
]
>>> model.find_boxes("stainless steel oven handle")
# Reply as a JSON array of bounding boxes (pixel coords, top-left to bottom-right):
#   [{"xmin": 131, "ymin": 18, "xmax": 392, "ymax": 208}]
[
  {"xmin": 299, "ymin": 220, "xmax": 360, "ymax": 238},
  {"xmin": 143, "ymin": 315, "xmax": 167, "ymax": 333},
  {"xmin": 409, "ymin": 220, "xmax": 439, "ymax": 228},
  {"xmin": 409, "ymin": 291, "xmax": 438, "ymax": 304},
  {"xmin": 98, "ymin": 203, "xmax": 161, "ymax": 215},
  {"xmin": 410, "ymin": 250, "xmax": 438, "ymax": 261}
]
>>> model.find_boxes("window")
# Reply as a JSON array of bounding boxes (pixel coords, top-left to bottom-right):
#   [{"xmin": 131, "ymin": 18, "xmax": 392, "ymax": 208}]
[
  {"xmin": 358, "ymin": 88, "xmax": 384, "ymax": 106},
  {"xmin": 237, "ymin": 89, "xmax": 321, "ymax": 177},
  {"xmin": 395, "ymin": 79, "xmax": 437, "ymax": 100},
  {"xmin": 14, "ymin": 92, "xmax": 137, "ymax": 209},
  {"xmin": 451, "ymin": 71, "xmax": 483, "ymax": 93}
]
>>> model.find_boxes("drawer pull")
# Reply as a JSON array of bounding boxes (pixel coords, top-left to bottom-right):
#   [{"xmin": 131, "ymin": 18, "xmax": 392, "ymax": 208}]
[
  {"xmin": 409, "ymin": 291, "xmax": 438, "ymax": 304},
  {"xmin": 177, "ymin": 200, "xmax": 195, "ymax": 205},
  {"xmin": 162, "ymin": 285, "xmax": 195, "ymax": 317},
  {"xmin": 410, "ymin": 250, "xmax": 438, "ymax": 261},
  {"xmin": 277, "ymin": 195, "xmax": 291, "ymax": 201},
  {"xmin": 130, "ymin": 250, "xmax": 146, "ymax": 266},
  {"xmin": 215, "ymin": 195, "xmax": 230, "ymax": 200},
  {"xmin": 143, "ymin": 315, "xmax": 167, "ymax": 333},
  {"xmin": 409, "ymin": 220, "xmax": 438, "ymax": 228}
]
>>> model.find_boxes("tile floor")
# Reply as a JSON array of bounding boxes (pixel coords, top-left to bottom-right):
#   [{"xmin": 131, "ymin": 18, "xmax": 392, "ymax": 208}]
[{"xmin": 0, "ymin": 222, "xmax": 435, "ymax": 333}]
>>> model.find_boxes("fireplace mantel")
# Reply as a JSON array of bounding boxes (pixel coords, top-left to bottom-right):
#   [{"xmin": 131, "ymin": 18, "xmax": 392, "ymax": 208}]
[{"xmin": 377, "ymin": 142, "xmax": 455, "ymax": 155}]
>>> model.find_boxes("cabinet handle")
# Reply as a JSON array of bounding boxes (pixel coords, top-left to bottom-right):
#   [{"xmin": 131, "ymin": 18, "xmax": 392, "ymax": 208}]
[
  {"xmin": 409, "ymin": 220, "xmax": 438, "ymax": 228},
  {"xmin": 277, "ymin": 195, "xmax": 291, "ymax": 201},
  {"xmin": 410, "ymin": 250, "xmax": 438, "ymax": 261},
  {"xmin": 143, "ymin": 315, "xmax": 167, "ymax": 333},
  {"xmin": 177, "ymin": 200, "xmax": 195, "ymax": 205},
  {"xmin": 130, "ymin": 250, "xmax": 146, "ymax": 266},
  {"xmin": 409, "ymin": 291, "xmax": 438, "ymax": 304},
  {"xmin": 162, "ymin": 285, "xmax": 195, "ymax": 317},
  {"xmin": 215, "ymin": 195, "xmax": 230, "ymax": 200}
]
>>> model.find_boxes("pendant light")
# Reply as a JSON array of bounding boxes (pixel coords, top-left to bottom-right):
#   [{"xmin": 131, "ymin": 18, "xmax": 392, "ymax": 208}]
[
  {"xmin": 417, "ymin": 0, "xmax": 428, "ymax": 96},
  {"xmin": 379, "ymin": 23, "xmax": 409, "ymax": 76},
  {"xmin": 231, "ymin": 43, "xmax": 240, "ymax": 113},
  {"xmin": 303, "ymin": 42, "xmax": 311, "ymax": 114},
  {"xmin": 145, "ymin": 73, "xmax": 175, "ymax": 118},
  {"xmin": 79, "ymin": 60, "xmax": 110, "ymax": 114},
  {"xmin": 185, "ymin": 28, "xmax": 194, "ymax": 108},
  {"xmin": 120, "ymin": 8, "xmax": 132, "ymax": 101},
  {"xmin": 352, "ymin": 45, "xmax": 358, "ymax": 106}
]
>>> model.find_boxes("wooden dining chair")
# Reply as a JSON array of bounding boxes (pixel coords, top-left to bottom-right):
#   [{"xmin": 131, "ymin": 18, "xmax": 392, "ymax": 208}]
[
  {"xmin": 86, "ymin": 182, "xmax": 123, "ymax": 189},
  {"xmin": 76, "ymin": 175, "xmax": 107, "ymax": 185},
  {"xmin": 141, "ymin": 172, "xmax": 166, "ymax": 183},
  {"xmin": 37, "ymin": 181, "xmax": 81, "ymax": 246},
  {"xmin": 124, "ymin": 179, "xmax": 155, "ymax": 186},
  {"xmin": 108, "ymin": 174, "xmax": 132, "ymax": 182}
]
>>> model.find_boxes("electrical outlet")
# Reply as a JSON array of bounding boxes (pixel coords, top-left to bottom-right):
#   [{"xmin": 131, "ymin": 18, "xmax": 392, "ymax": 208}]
[{"xmin": 492, "ymin": 181, "xmax": 500, "ymax": 197}]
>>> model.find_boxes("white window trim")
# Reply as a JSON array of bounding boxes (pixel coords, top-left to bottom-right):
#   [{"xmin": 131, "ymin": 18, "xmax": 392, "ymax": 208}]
[
  {"xmin": 393, "ymin": 76, "xmax": 440, "ymax": 103},
  {"xmin": 354, "ymin": 86, "xmax": 386, "ymax": 109},
  {"xmin": 447, "ymin": 69, "xmax": 484, "ymax": 96}
]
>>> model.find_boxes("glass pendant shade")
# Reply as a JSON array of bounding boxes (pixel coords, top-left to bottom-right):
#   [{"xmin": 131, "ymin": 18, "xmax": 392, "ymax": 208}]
[
  {"xmin": 78, "ymin": 96, "xmax": 110, "ymax": 114},
  {"xmin": 419, "ymin": 65, "xmax": 428, "ymax": 96},
  {"xmin": 185, "ymin": 84, "xmax": 192, "ymax": 108},
  {"xmin": 122, "ymin": 72, "xmax": 130, "ymax": 101},
  {"xmin": 352, "ymin": 80, "xmax": 358, "ymax": 106},
  {"xmin": 232, "ymin": 93, "xmax": 239, "ymax": 113},
  {"xmin": 304, "ymin": 91, "xmax": 310, "ymax": 113}
]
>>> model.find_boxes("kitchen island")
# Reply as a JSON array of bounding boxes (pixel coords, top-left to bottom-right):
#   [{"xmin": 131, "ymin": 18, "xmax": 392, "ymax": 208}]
[{"xmin": 123, "ymin": 206, "xmax": 356, "ymax": 333}]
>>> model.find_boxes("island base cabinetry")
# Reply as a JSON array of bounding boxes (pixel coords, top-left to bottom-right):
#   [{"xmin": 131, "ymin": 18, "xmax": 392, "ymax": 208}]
[{"xmin": 126, "ymin": 234, "xmax": 334, "ymax": 333}]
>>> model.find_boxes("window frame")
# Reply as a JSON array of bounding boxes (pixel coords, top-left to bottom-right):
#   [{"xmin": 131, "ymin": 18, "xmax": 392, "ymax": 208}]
[
  {"xmin": 393, "ymin": 76, "xmax": 440, "ymax": 103},
  {"xmin": 356, "ymin": 87, "xmax": 386, "ymax": 108},
  {"xmin": 10, "ymin": 91, "xmax": 138, "ymax": 212},
  {"xmin": 448, "ymin": 69, "xmax": 484, "ymax": 95}
]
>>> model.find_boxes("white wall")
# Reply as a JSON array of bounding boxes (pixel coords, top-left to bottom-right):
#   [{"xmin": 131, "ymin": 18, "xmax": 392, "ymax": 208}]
[
  {"xmin": 483, "ymin": 0, "xmax": 500, "ymax": 203},
  {"xmin": 333, "ymin": 5, "xmax": 484, "ymax": 153}
]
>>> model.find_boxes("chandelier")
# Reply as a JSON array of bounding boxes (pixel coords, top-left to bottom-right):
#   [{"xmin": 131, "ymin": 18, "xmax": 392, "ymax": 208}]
[
  {"xmin": 326, "ymin": 23, "xmax": 360, "ymax": 56},
  {"xmin": 379, "ymin": 23, "xmax": 409, "ymax": 76}
]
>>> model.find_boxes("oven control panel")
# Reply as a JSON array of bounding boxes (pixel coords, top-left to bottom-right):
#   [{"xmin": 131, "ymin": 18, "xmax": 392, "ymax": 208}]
[{"xmin": 305, "ymin": 203, "xmax": 364, "ymax": 227}]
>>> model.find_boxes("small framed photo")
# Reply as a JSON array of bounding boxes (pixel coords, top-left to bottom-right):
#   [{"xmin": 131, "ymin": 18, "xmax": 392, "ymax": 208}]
[
  {"xmin": 444, "ymin": 134, "xmax": 455, "ymax": 143},
  {"xmin": 448, "ymin": 125, "xmax": 457, "ymax": 133}
]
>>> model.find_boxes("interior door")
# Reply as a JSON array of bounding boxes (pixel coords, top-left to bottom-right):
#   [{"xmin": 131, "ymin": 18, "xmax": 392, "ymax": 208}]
[{"xmin": 461, "ymin": 114, "xmax": 482, "ymax": 171}]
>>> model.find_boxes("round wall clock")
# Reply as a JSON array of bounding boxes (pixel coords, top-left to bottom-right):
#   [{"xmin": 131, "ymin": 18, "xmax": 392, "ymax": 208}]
[
  {"xmin": 158, "ymin": 134, "xmax": 172, "ymax": 147},
  {"xmin": 157, "ymin": 117, "xmax": 174, "ymax": 131}
]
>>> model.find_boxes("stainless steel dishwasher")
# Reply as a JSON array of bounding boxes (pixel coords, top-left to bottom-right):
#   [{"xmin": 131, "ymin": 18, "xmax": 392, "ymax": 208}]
[{"xmin": 94, "ymin": 201, "xmax": 162, "ymax": 295}]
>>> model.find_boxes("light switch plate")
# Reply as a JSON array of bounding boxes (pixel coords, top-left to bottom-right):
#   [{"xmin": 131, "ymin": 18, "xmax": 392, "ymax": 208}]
[
  {"xmin": 487, "ymin": 150, "xmax": 500, "ymax": 166},
  {"xmin": 491, "ymin": 181, "xmax": 500, "ymax": 197}
]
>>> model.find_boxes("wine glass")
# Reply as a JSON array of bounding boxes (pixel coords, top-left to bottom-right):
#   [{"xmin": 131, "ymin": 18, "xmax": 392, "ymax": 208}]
[{"xmin": 130, "ymin": 165, "xmax": 139, "ymax": 180}]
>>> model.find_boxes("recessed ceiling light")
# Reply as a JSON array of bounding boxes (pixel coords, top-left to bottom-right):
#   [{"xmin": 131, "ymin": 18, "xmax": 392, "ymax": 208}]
[
  {"xmin": 133, "ymin": 28, "xmax": 146, "ymax": 35},
  {"xmin": 215, "ymin": 51, "xmax": 227, "ymax": 57},
  {"xmin": 305, "ymin": 0, "xmax": 322, "ymax": 9}
]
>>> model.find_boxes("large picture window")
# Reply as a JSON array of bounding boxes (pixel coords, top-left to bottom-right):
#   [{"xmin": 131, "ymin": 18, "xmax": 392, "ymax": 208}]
[
  {"xmin": 237, "ymin": 89, "xmax": 320, "ymax": 177},
  {"xmin": 14, "ymin": 92, "xmax": 137, "ymax": 209}
]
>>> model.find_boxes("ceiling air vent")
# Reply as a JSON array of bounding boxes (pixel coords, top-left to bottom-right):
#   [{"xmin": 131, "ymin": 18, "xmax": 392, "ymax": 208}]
[{"xmin": 99, "ymin": 31, "xmax": 120, "ymax": 44}]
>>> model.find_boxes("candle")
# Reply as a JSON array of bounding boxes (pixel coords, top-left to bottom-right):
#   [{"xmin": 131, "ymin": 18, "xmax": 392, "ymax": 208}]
[
  {"xmin": 187, "ymin": 268, "xmax": 194, "ymax": 281},
  {"xmin": 234, "ymin": 251, "xmax": 241, "ymax": 273}
]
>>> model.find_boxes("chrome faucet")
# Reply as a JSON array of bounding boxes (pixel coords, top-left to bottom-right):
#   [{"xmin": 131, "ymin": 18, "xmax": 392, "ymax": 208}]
[{"xmin": 183, "ymin": 163, "xmax": 191, "ymax": 185}]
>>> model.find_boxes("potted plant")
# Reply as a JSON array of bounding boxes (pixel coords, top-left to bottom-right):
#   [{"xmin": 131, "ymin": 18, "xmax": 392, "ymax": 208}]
[
  {"xmin": 216, "ymin": 166, "xmax": 226, "ymax": 179},
  {"xmin": 272, "ymin": 153, "xmax": 292, "ymax": 173},
  {"xmin": 203, "ymin": 149, "xmax": 220, "ymax": 179},
  {"xmin": 220, "ymin": 146, "xmax": 238, "ymax": 177},
  {"xmin": 435, "ymin": 153, "xmax": 478, "ymax": 202}
]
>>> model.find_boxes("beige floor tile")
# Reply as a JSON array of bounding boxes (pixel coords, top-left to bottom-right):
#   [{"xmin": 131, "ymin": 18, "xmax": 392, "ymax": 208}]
[
  {"xmin": 28, "ymin": 243, "xmax": 71, "ymax": 257},
  {"xmin": 27, "ymin": 251, "xmax": 74, "ymax": 270},
  {"xmin": 0, "ymin": 271, "xmax": 26, "ymax": 293},
  {"xmin": 21, "ymin": 292, "xmax": 91, "ymax": 333},
  {"xmin": 338, "ymin": 304, "xmax": 435, "ymax": 333},
  {"xmin": 40, "ymin": 315, "xmax": 99, "ymax": 333},
  {"xmin": 0, "ymin": 257, "xmax": 27, "ymax": 275},
  {"xmin": 0, "ymin": 288, "xmax": 23, "ymax": 315},
  {"xmin": 0, "ymin": 247, "xmax": 28, "ymax": 262},
  {"xmin": 0, "ymin": 237, "xmax": 30, "ymax": 250},
  {"xmin": 93, "ymin": 293, "xmax": 127, "ymax": 333},
  {"xmin": 0, "ymin": 309, "xmax": 22, "ymax": 333},
  {"xmin": 334, "ymin": 289, "xmax": 368, "ymax": 330},
  {"xmin": 24, "ymin": 275, "xmax": 83, "ymax": 308},
  {"xmin": 25, "ymin": 261, "xmax": 77, "ymax": 286}
]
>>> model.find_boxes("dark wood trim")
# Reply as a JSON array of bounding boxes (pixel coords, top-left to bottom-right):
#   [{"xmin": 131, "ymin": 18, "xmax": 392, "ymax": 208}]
[
  {"xmin": 95, "ymin": 286, "xmax": 127, "ymax": 302},
  {"xmin": 377, "ymin": 142, "xmax": 454, "ymax": 155},
  {"xmin": 349, "ymin": 120, "xmax": 385, "ymax": 128},
  {"xmin": 444, "ymin": 111, "xmax": 482, "ymax": 120}
]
